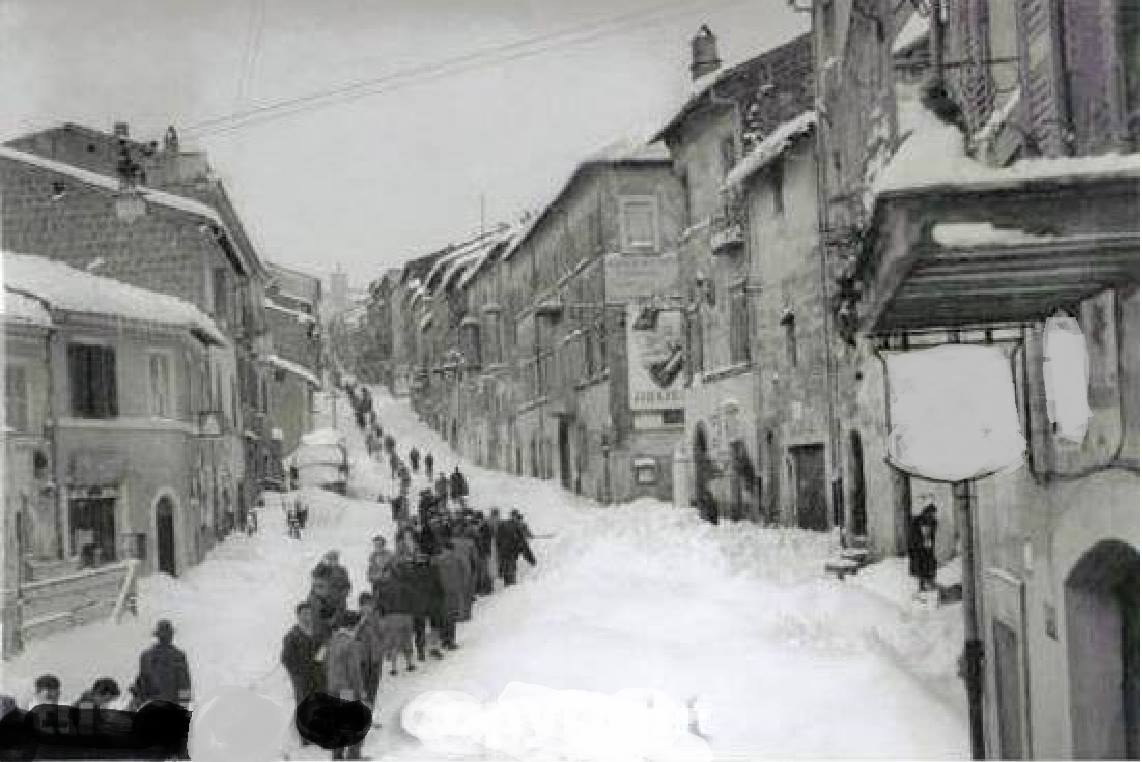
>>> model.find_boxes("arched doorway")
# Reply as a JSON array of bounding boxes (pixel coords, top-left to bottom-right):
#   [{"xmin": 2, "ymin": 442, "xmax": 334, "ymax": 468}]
[
  {"xmin": 693, "ymin": 424, "xmax": 715, "ymax": 522},
  {"xmin": 1066, "ymin": 539, "xmax": 1139, "ymax": 759},
  {"xmin": 155, "ymin": 496, "xmax": 177, "ymax": 577}
]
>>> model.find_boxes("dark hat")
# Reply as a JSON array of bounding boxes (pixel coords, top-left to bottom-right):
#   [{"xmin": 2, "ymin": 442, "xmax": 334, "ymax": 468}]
[{"xmin": 153, "ymin": 619, "xmax": 174, "ymax": 638}]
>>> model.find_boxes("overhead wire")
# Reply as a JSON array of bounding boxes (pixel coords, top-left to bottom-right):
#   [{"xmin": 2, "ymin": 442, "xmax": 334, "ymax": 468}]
[{"xmin": 184, "ymin": 0, "xmax": 751, "ymax": 139}]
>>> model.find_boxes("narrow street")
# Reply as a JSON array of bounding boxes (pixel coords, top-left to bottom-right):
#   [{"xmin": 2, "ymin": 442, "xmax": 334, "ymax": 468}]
[{"xmin": 3, "ymin": 388, "xmax": 967, "ymax": 760}]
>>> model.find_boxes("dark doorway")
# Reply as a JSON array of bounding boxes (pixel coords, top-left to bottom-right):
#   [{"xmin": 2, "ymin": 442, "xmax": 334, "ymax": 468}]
[
  {"xmin": 558, "ymin": 418, "xmax": 571, "ymax": 491},
  {"xmin": 69, "ymin": 497, "xmax": 116, "ymax": 566},
  {"xmin": 892, "ymin": 467, "xmax": 913, "ymax": 555},
  {"xmin": 156, "ymin": 497, "xmax": 177, "ymax": 576},
  {"xmin": 765, "ymin": 430, "xmax": 780, "ymax": 523},
  {"xmin": 849, "ymin": 431, "xmax": 868, "ymax": 537},
  {"xmin": 1066, "ymin": 539, "xmax": 1139, "ymax": 759},
  {"xmin": 693, "ymin": 424, "xmax": 714, "ymax": 520},
  {"xmin": 790, "ymin": 444, "xmax": 828, "ymax": 531}
]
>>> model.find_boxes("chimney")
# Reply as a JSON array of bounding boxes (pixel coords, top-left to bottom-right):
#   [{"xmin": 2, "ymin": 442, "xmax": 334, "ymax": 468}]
[
  {"xmin": 113, "ymin": 121, "xmax": 130, "ymax": 139},
  {"xmin": 690, "ymin": 25, "xmax": 722, "ymax": 81}
]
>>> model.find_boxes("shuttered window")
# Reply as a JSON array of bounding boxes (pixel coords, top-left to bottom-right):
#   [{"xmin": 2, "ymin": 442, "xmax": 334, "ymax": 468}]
[
  {"xmin": 68, "ymin": 343, "xmax": 118, "ymax": 418},
  {"xmin": 1017, "ymin": 0, "xmax": 1066, "ymax": 156}
]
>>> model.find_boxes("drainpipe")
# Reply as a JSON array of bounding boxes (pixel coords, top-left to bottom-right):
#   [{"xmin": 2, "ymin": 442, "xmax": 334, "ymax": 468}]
[{"xmin": 955, "ymin": 478, "xmax": 987, "ymax": 759}]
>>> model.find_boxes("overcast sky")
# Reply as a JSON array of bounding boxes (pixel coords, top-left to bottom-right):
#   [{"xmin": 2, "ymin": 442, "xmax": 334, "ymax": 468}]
[{"xmin": 0, "ymin": 0, "xmax": 805, "ymax": 287}]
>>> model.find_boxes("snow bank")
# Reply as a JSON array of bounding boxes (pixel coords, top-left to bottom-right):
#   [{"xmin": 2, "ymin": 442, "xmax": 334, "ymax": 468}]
[{"xmin": 2, "ymin": 251, "xmax": 225, "ymax": 343}]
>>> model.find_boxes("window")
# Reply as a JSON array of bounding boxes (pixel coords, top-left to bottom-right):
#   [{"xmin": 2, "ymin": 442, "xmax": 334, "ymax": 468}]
[
  {"xmin": 5, "ymin": 366, "xmax": 28, "ymax": 432},
  {"xmin": 771, "ymin": 165, "xmax": 785, "ymax": 216},
  {"xmin": 68, "ymin": 343, "xmax": 118, "ymax": 418},
  {"xmin": 720, "ymin": 136, "xmax": 737, "ymax": 178},
  {"xmin": 783, "ymin": 312, "xmax": 797, "ymax": 367},
  {"xmin": 619, "ymin": 197, "xmax": 658, "ymax": 252},
  {"xmin": 635, "ymin": 459, "xmax": 658, "ymax": 485},
  {"xmin": 148, "ymin": 353, "xmax": 173, "ymax": 418},
  {"xmin": 663, "ymin": 409, "xmax": 684, "ymax": 425},
  {"xmin": 730, "ymin": 288, "xmax": 752, "ymax": 363},
  {"xmin": 213, "ymin": 268, "xmax": 230, "ymax": 325}
]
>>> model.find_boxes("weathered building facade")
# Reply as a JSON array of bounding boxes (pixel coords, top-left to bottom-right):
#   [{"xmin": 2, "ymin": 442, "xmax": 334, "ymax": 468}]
[
  {"xmin": 264, "ymin": 261, "xmax": 323, "ymax": 462},
  {"xmin": 818, "ymin": 0, "xmax": 1139, "ymax": 758}
]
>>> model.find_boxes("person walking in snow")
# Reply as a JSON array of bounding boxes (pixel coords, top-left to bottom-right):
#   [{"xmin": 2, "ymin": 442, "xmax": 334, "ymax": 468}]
[
  {"xmin": 401, "ymin": 553, "xmax": 437, "ymax": 662},
  {"xmin": 367, "ymin": 536, "xmax": 396, "ymax": 597},
  {"xmin": 398, "ymin": 464, "xmax": 413, "ymax": 497},
  {"xmin": 430, "ymin": 539, "xmax": 466, "ymax": 653},
  {"xmin": 424, "ymin": 452, "xmax": 434, "ymax": 480},
  {"xmin": 325, "ymin": 612, "xmax": 370, "ymax": 760},
  {"xmin": 909, "ymin": 502, "xmax": 939, "ymax": 593},
  {"xmin": 434, "ymin": 472, "xmax": 450, "ymax": 504},
  {"xmin": 495, "ymin": 511, "xmax": 535, "ymax": 586},
  {"xmin": 472, "ymin": 511, "xmax": 494, "ymax": 596},
  {"xmin": 409, "ymin": 447, "xmax": 421, "ymax": 474},
  {"xmin": 389, "ymin": 451, "xmax": 400, "ymax": 480},
  {"xmin": 129, "ymin": 620, "xmax": 192, "ymax": 710},
  {"xmin": 449, "ymin": 467, "xmax": 469, "ymax": 510},
  {"xmin": 282, "ymin": 602, "xmax": 326, "ymax": 710}
]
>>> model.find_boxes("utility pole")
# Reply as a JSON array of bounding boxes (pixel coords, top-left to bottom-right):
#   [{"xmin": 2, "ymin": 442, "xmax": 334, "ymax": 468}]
[{"xmin": 956, "ymin": 480, "xmax": 987, "ymax": 759}]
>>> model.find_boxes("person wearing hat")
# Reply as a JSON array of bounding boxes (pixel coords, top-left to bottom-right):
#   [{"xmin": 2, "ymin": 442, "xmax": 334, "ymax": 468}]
[
  {"xmin": 908, "ymin": 500, "xmax": 939, "ymax": 594},
  {"xmin": 129, "ymin": 619, "xmax": 192, "ymax": 709},
  {"xmin": 366, "ymin": 536, "xmax": 395, "ymax": 598}
]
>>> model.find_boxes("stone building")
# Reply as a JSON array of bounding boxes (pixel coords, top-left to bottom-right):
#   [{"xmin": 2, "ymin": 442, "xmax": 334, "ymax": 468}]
[
  {"xmin": 818, "ymin": 0, "xmax": 1139, "ymax": 758},
  {"xmin": 2, "ymin": 123, "xmax": 274, "ymax": 530},
  {"xmin": 4, "ymin": 252, "xmax": 227, "ymax": 651},
  {"xmin": 264, "ymin": 261, "xmax": 323, "ymax": 461},
  {"xmin": 654, "ymin": 28, "xmax": 820, "ymax": 524}
]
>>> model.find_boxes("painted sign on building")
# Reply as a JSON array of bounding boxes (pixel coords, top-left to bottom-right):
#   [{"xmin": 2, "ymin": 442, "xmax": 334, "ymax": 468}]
[
  {"xmin": 626, "ymin": 304, "xmax": 685, "ymax": 411},
  {"xmin": 605, "ymin": 253, "xmax": 678, "ymax": 300}
]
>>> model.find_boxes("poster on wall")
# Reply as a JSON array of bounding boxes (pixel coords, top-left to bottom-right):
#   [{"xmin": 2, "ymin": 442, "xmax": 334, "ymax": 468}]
[{"xmin": 626, "ymin": 303, "xmax": 685, "ymax": 411}]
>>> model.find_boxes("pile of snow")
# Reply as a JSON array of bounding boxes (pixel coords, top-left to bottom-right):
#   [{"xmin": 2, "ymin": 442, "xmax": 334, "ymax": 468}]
[
  {"xmin": 724, "ymin": 111, "xmax": 816, "ymax": 188},
  {"xmin": 2, "ymin": 252, "xmax": 225, "ymax": 343}
]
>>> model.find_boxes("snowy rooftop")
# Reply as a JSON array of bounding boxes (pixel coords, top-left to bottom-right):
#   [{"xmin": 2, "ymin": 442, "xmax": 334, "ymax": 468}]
[
  {"xmin": 2, "ymin": 251, "xmax": 225, "ymax": 343},
  {"xmin": 0, "ymin": 145, "xmax": 226, "ymax": 227},
  {"xmin": 892, "ymin": 11, "xmax": 930, "ymax": 56},
  {"xmin": 872, "ymin": 90, "xmax": 1140, "ymax": 203},
  {"xmin": 265, "ymin": 353, "xmax": 320, "ymax": 387},
  {"xmin": 1, "ymin": 290, "xmax": 52, "ymax": 327},
  {"xmin": 502, "ymin": 138, "xmax": 670, "ymax": 262},
  {"xmin": 724, "ymin": 111, "xmax": 816, "ymax": 188},
  {"xmin": 458, "ymin": 222, "xmax": 524, "ymax": 289}
]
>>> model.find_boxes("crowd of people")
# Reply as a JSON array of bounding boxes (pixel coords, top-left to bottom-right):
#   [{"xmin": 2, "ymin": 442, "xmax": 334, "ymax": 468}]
[
  {"xmin": 0, "ymin": 619, "xmax": 194, "ymax": 737},
  {"xmin": 277, "ymin": 380, "xmax": 539, "ymax": 759}
]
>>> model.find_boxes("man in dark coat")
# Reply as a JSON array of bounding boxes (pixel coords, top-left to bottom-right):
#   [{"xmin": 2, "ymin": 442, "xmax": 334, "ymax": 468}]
[
  {"xmin": 909, "ymin": 503, "xmax": 939, "ymax": 593},
  {"xmin": 424, "ymin": 453, "xmax": 434, "ymax": 480},
  {"xmin": 409, "ymin": 447, "xmax": 421, "ymax": 473},
  {"xmin": 130, "ymin": 620, "xmax": 192, "ymax": 709},
  {"xmin": 397, "ymin": 555, "xmax": 437, "ymax": 661},
  {"xmin": 434, "ymin": 473, "xmax": 450, "ymax": 504},
  {"xmin": 495, "ymin": 513, "xmax": 535, "ymax": 586},
  {"xmin": 281, "ymin": 603, "xmax": 326, "ymax": 710},
  {"xmin": 472, "ymin": 512, "xmax": 494, "ymax": 595},
  {"xmin": 430, "ymin": 542, "xmax": 466, "ymax": 651},
  {"xmin": 315, "ymin": 551, "xmax": 352, "ymax": 610},
  {"xmin": 449, "ymin": 467, "xmax": 469, "ymax": 508}
]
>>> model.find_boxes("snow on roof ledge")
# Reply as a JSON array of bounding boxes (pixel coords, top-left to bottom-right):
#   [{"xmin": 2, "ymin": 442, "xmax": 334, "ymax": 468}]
[
  {"xmin": 266, "ymin": 354, "xmax": 320, "ymax": 387},
  {"xmin": 932, "ymin": 222, "xmax": 1060, "ymax": 248},
  {"xmin": 2, "ymin": 251, "xmax": 225, "ymax": 343},
  {"xmin": 724, "ymin": 111, "xmax": 816, "ymax": 188},
  {"xmin": 892, "ymin": 11, "xmax": 930, "ymax": 56},
  {"xmin": 2, "ymin": 290, "xmax": 52, "ymax": 327}
]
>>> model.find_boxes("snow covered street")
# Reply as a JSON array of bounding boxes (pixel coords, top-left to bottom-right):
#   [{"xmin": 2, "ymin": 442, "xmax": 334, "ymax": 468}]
[{"xmin": 2, "ymin": 389, "xmax": 969, "ymax": 760}]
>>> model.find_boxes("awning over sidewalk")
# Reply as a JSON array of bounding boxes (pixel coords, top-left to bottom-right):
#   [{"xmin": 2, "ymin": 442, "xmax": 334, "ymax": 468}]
[{"xmin": 858, "ymin": 175, "xmax": 1139, "ymax": 334}]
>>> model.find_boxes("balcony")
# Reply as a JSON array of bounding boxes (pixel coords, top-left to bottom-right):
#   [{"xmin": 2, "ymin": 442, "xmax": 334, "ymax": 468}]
[{"xmin": 853, "ymin": 168, "xmax": 1139, "ymax": 335}]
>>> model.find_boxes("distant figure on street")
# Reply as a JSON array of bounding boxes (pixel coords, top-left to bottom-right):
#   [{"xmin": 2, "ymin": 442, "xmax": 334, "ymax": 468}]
[
  {"xmin": 74, "ymin": 678, "xmax": 121, "ymax": 710},
  {"xmin": 424, "ymin": 453, "xmax": 434, "ymax": 479},
  {"xmin": 495, "ymin": 511, "xmax": 535, "ymax": 586},
  {"xmin": 409, "ymin": 448, "xmax": 421, "ymax": 473},
  {"xmin": 398, "ymin": 464, "xmax": 413, "ymax": 497},
  {"xmin": 434, "ymin": 473, "xmax": 450, "ymax": 504},
  {"xmin": 31, "ymin": 674, "xmax": 61, "ymax": 707},
  {"xmin": 449, "ymin": 467, "xmax": 469, "ymax": 509},
  {"xmin": 367, "ymin": 536, "xmax": 396, "ymax": 597},
  {"xmin": 281, "ymin": 602, "xmax": 326, "ymax": 712},
  {"xmin": 697, "ymin": 487, "xmax": 718, "ymax": 525},
  {"xmin": 909, "ymin": 502, "xmax": 939, "ymax": 593},
  {"xmin": 129, "ymin": 620, "xmax": 192, "ymax": 709}
]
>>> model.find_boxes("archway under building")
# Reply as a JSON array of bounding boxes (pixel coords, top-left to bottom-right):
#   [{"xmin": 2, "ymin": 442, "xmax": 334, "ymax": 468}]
[
  {"xmin": 155, "ymin": 496, "xmax": 177, "ymax": 577},
  {"xmin": 1066, "ymin": 538, "xmax": 1138, "ymax": 760}
]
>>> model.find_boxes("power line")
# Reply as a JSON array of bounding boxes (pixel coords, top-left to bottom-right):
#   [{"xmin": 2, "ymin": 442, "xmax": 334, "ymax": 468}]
[{"xmin": 184, "ymin": 0, "xmax": 749, "ymax": 139}]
